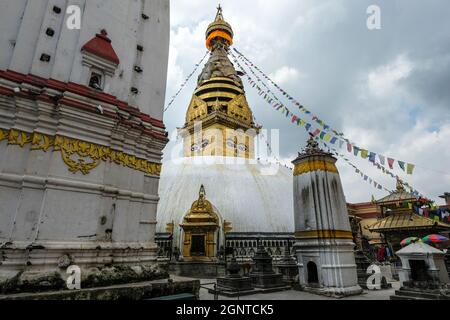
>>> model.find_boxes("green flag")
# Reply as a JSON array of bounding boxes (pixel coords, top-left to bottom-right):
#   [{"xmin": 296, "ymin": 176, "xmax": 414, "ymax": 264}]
[{"xmin": 407, "ymin": 163, "xmax": 415, "ymax": 175}]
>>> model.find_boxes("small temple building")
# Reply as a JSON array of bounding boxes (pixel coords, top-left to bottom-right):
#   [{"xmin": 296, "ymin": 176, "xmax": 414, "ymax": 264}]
[{"xmin": 367, "ymin": 180, "xmax": 450, "ymax": 252}]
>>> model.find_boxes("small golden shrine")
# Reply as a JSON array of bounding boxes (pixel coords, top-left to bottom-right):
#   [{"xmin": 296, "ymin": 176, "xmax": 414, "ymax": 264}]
[{"xmin": 180, "ymin": 185, "xmax": 220, "ymax": 261}]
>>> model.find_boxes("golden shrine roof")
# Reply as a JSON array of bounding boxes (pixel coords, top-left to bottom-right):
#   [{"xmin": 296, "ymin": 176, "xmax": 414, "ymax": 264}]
[
  {"xmin": 375, "ymin": 178, "xmax": 417, "ymax": 205},
  {"xmin": 375, "ymin": 191, "xmax": 417, "ymax": 205},
  {"xmin": 367, "ymin": 210, "xmax": 450, "ymax": 233}
]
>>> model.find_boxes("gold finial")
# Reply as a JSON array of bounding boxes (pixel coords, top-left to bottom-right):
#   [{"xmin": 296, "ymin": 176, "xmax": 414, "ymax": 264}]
[
  {"xmin": 303, "ymin": 134, "xmax": 320, "ymax": 154},
  {"xmin": 396, "ymin": 177, "xmax": 406, "ymax": 192},
  {"xmin": 199, "ymin": 184, "xmax": 206, "ymax": 200},
  {"xmin": 216, "ymin": 4, "xmax": 223, "ymax": 20}
]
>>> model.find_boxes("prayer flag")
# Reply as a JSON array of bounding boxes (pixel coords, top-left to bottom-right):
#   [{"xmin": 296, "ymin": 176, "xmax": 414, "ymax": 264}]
[
  {"xmin": 361, "ymin": 149, "xmax": 369, "ymax": 159},
  {"xmin": 312, "ymin": 129, "xmax": 321, "ymax": 137},
  {"xmin": 407, "ymin": 163, "xmax": 415, "ymax": 175},
  {"xmin": 398, "ymin": 161, "xmax": 406, "ymax": 171},
  {"xmin": 347, "ymin": 143, "xmax": 352, "ymax": 153},
  {"xmin": 324, "ymin": 134, "xmax": 332, "ymax": 142},
  {"xmin": 369, "ymin": 152, "xmax": 376, "ymax": 163},
  {"xmin": 353, "ymin": 146, "xmax": 360, "ymax": 156},
  {"xmin": 320, "ymin": 132, "xmax": 327, "ymax": 140},
  {"xmin": 387, "ymin": 158, "xmax": 395, "ymax": 169},
  {"xmin": 330, "ymin": 137, "xmax": 338, "ymax": 145}
]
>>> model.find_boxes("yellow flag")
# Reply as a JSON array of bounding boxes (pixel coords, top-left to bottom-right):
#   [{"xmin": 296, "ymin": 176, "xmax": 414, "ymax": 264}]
[{"xmin": 361, "ymin": 149, "xmax": 369, "ymax": 159}]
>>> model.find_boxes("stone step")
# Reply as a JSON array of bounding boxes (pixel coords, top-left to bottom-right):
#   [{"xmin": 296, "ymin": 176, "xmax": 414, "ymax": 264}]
[
  {"xmin": 393, "ymin": 289, "xmax": 447, "ymax": 300},
  {"xmin": 390, "ymin": 295, "xmax": 422, "ymax": 300}
]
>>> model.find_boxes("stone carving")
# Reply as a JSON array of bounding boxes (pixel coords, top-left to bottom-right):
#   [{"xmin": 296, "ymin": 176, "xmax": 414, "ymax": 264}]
[{"xmin": 57, "ymin": 254, "xmax": 74, "ymax": 269}]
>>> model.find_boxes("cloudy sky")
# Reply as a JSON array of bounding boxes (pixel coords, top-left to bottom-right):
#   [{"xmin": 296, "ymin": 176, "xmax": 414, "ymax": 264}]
[{"xmin": 162, "ymin": 0, "xmax": 450, "ymax": 204}]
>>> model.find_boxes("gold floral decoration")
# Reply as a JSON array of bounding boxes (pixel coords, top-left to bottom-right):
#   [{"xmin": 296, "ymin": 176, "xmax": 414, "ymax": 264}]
[{"xmin": 0, "ymin": 128, "xmax": 161, "ymax": 176}]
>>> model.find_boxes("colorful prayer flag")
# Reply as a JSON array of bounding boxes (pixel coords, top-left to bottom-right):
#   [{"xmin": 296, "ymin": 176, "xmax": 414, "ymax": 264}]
[
  {"xmin": 407, "ymin": 163, "xmax": 415, "ymax": 175},
  {"xmin": 361, "ymin": 149, "xmax": 369, "ymax": 159},
  {"xmin": 387, "ymin": 158, "xmax": 395, "ymax": 169},
  {"xmin": 369, "ymin": 152, "xmax": 376, "ymax": 163},
  {"xmin": 398, "ymin": 161, "xmax": 405, "ymax": 171}
]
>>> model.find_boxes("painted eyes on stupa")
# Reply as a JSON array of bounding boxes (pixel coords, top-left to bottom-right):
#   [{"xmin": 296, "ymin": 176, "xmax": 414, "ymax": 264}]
[
  {"xmin": 226, "ymin": 139, "xmax": 235, "ymax": 148},
  {"xmin": 226, "ymin": 139, "xmax": 248, "ymax": 152},
  {"xmin": 237, "ymin": 143, "xmax": 248, "ymax": 152},
  {"xmin": 191, "ymin": 139, "xmax": 210, "ymax": 152}
]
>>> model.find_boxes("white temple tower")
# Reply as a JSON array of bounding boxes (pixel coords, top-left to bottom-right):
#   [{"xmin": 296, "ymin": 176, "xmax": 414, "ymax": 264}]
[
  {"xmin": 0, "ymin": 0, "xmax": 170, "ymax": 292},
  {"xmin": 292, "ymin": 137, "xmax": 362, "ymax": 297}
]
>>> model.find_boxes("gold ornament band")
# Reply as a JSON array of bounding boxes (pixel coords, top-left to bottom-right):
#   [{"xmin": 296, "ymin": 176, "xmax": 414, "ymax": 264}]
[
  {"xmin": 293, "ymin": 160, "xmax": 338, "ymax": 176},
  {"xmin": 295, "ymin": 230, "xmax": 353, "ymax": 240},
  {"xmin": 0, "ymin": 128, "xmax": 162, "ymax": 176}
]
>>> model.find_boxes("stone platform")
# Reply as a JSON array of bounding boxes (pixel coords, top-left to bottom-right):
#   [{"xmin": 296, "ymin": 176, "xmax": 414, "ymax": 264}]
[
  {"xmin": 0, "ymin": 278, "xmax": 200, "ymax": 300},
  {"xmin": 390, "ymin": 287, "xmax": 450, "ymax": 300}
]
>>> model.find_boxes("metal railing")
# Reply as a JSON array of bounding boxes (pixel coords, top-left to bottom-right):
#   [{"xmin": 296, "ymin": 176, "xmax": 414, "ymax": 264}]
[{"xmin": 199, "ymin": 282, "xmax": 243, "ymax": 301}]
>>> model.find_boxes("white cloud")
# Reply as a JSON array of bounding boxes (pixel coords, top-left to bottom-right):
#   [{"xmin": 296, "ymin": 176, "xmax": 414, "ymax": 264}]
[
  {"xmin": 269, "ymin": 66, "xmax": 301, "ymax": 85},
  {"xmin": 367, "ymin": 54, "xmax": 413, "ymax": 97}
]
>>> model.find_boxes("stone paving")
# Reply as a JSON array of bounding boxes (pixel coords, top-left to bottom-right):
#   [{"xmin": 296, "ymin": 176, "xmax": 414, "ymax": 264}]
[{"xmin": 171, "ymin": 277, "xmax": 400, "ymax": 300}]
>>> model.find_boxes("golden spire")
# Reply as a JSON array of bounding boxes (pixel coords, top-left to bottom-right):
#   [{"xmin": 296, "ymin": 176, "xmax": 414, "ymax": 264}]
[
  {"xmin": 199, "ymin": 184, "xmax": 206, "ymax": 201},
  {"xmin": 206, "ymin": 5, "xmax": 234, "ymax": 49},
  {"xmin": 216, "ymin": 4, "xmax": 224, "ymax": 21},
  {"xmin": 180, "ymin": 6, "xmax": 257, "ymax": 159}
]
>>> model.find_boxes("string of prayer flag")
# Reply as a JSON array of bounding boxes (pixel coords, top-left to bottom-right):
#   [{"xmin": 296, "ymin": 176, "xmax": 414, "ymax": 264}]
[
  {"xmin": 164, "ymin": 51, "xmax": 209, "ymax": 112},
  {"xmin": 232, "ymin": 47, "xmax": 416, "ymax": 176}
]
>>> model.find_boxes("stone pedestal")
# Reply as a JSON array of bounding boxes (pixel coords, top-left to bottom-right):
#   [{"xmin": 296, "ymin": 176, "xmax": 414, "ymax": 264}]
[
  {"xmin": 215, "ymin": 257, "xmax": 254, "ymax": 296},
  {"xmin": 249, "ymin": 243, "xmax": 288, "ymax": 291},
  {"xmin": 276, "ymin": 246, "xmax": 298, "ymax": 285}
]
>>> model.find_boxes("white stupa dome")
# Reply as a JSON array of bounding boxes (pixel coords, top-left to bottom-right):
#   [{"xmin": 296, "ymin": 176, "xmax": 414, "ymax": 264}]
[{"xmin": 156, "ymin": 156, "xmax": 294, "ymax": 235}]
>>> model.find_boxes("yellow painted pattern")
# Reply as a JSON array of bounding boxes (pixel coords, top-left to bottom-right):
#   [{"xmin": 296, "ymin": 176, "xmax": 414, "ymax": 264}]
[
  {"xmin": 295, "ymin": 230, "xmax": 353, "ymax": 239},
  {"xmin": 293, "ymin": 160, "xmax": 338, "ymax": 176},
  {"xmin": 0, "ymin": 128, "xmax": 161, "ymax": 176}
]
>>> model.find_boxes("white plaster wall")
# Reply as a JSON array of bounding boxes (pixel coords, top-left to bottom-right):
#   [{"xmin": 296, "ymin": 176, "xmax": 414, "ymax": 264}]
[
  {"xmin": 293, "ymin": 169, "xmax": 352, "ymax": 232},
  {"xmin": 295, "ymin": 239, "xmax": 359, "ymax": 291},
  {"xmin": 0, "ymin": 0, "xmax": 170, "ymax": 116},
  {"xmin": 0, "ymin": 0, "xmax": 28, "ymax": 70}
]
